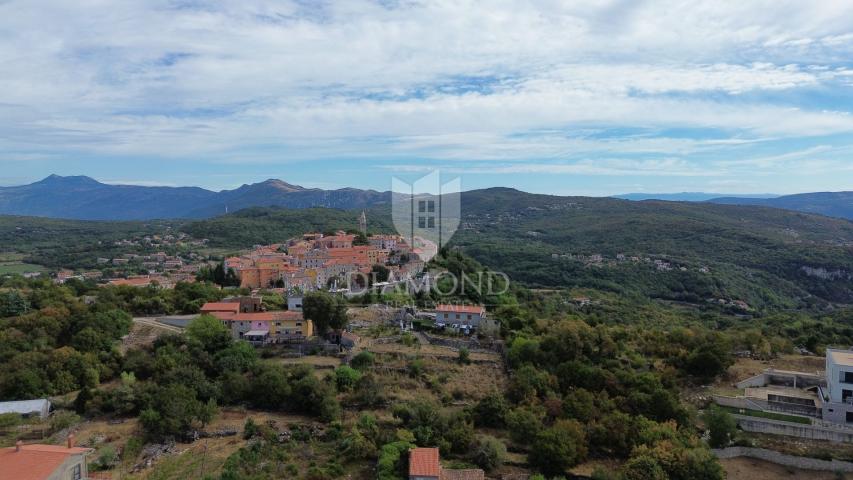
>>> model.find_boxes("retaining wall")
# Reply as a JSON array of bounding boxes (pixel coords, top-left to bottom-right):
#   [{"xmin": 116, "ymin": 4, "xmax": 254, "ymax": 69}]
[
  {"xmin": 733, "ymin": 414, "xmax": 853, "ymax": 443},
  {"xmin": 713, "ymin": 446, "xmax": 853, "ymax": 472}
]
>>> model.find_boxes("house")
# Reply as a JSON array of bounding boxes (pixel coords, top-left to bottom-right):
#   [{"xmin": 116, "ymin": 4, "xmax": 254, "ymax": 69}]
[
  {"xmin": 714, "ymin": 348, "xmax": 853, "ymax": 429},
  {"xmin": 0, "ymin": 399, "xmax": 51, "ymax": 419},
  {"xmin": 435, "ymin": 304, "xmax": 486, "ymax": 330},
  {"xmin": 0, "ymin": 436, "xmax": 91, "ymax": 480},
  {"xmin": 214, "ymin": 311, "xmax": 314, "ymax": 345},
  {"xmin": 287, "ymin": 295, "xmax": 303, "ymax": 312},
  {"xmin": 408, "ymin": 447, "xmax": 484, "ymax": 480},
  {"xmin": 200, "ymin": 302, "xmax": 241, "ymax": 315},
  {"xmin": 824, "ymin": 349, "xmax": 853, "ymax": 424}
]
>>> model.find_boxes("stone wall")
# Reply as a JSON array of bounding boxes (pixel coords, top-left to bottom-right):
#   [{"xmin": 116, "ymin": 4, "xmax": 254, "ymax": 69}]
[
  {"xmin": 420, "ymin": 331, "xmax": 503, "ymax": 354},
  {"xmin": 734, "ymin": 414, "xmax": 853, "ymax": 443},
  {"xmin": 713, "ymin": 446, "xmax": 853, "ymax": 472}
]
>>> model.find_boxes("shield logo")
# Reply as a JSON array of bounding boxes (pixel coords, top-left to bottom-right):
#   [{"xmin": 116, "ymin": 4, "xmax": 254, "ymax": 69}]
[{"xmin": 392, "ymin": 170, "xmax": 461, "ymax": 261}]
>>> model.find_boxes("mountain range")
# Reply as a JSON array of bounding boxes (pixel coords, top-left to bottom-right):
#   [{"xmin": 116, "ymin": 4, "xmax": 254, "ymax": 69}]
[
  {"xmin": 614, "ymin": 192, "xmax": 779, "ymax": 202},
  {"xmin": 0, "ymin": 175, "xmax": 390, "ymax": 220},
  {"xmin": 1, "ymin": 175, "xmax": 852, "ymax": 221},
  {"xmin": 615, "ymin": 191, "xmax": 853, "ymax": 220}
]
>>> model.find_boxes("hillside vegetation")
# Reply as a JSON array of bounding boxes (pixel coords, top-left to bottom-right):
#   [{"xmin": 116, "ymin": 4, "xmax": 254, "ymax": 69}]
[{"xmin": 181, "ymin": 188, "xmax": 853, "ymax": 311}]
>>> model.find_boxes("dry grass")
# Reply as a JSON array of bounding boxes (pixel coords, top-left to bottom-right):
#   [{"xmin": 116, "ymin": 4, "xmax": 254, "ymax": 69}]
[
  {"xmin": 278, "ymin": 355, "xmax": 342, "ymax": 368},
  {"xmin": 720, "ymin": 457, "xmax": 849, "ymax": 480},
  {"xmin": 121, "ymin": 323, "xmax": 164, "ymax": 353}
]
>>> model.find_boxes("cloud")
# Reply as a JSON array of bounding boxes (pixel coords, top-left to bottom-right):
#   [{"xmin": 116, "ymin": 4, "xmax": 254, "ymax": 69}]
[{"xmin": 0, "ymin": 0, "xmax": 852, "ymax": 194}]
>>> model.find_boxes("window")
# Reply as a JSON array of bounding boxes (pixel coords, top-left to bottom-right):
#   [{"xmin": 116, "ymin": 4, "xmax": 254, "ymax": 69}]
[
  {"xmin": 276, "ymin": 322, "xmax": 281, "ymax": 326},
  {"xmin": 427, "ymin": 200, "xmax": 435, "ymax": 212},
  {"xmin": 296, "ymin": 322, "xmax": 302, "ymax": 326},
  {"xmin": 418, "ymin": 216, "xmax": 426, "ymax": 228},
  {"xmin": 843, "ymin": 389, "xmax": 853, "ymax": 401},
  {"xmin": 427, "ymin": 217, "xmax": 435, "ymax": 228},
  {"xmin": 418, "ymin": 200, "xmax": 426, "ymax": 212},
  {"xmin": 847, "ymin": 412, "xmax": 853, "ymax": 424},
  {"xmin": 467, "ymin": 314, "xmax": 472, "ymax": 320},
  {"xmin": 843, "ymin": 371, "xmax": 853, "ymax": 384},
  {"xmin": 71, "ymin": 464, "xmax": 82, "ymax": 480},
  {"xmin": 456, "ymin": 314, "xmax": 460, "ymax": 319}
]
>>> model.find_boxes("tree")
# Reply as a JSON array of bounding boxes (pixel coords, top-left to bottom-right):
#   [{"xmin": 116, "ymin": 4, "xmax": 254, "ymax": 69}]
[
  {"xmin": 473, "ymin": 435, "xmax": 506, "ymax": 472},
  {"xmin": 371, "ymin": 264, "xmax": 390, "ymax": 283},
  {"xmin": 528, "ymin": 419, "xmax": 587, "ymax": 477},
  {"xmin": 139, "ymin": 383, "xmax": 216, "ymax": 439},
  {"xmin": 350, "ymin": 350, "xmax": 375, "ymax": 371},
  {"xmin": 224, "ymin": 268, "xmax": 240, "ymax": 287},
  {"xmin": 623, "ymin": 454, "xmax": 667, "ymax": 480},
  {"xmin": 472, "ymin": 393, "xmax": 509, "ymax": 428},
  {"xmin": 334, "ymin": 365, "xmax": 362, "ymax": 392},
  {"xmin": 376, "ymin": 441, "xmax": 414, "ymax": 480},
  {"xmin": 0, "ymin": 290, "xmax": 29, "ymax": 317},
  {"xmin": 186, "ymin": 315, "xmax": 232, "ymax": 353},
  {"xmin": 458, "ymin": 347, "xmax": 471, "ymax": 365},
  {"xmin": 303, "ymin": 291, "xmax": 348, "ymax": 336},
  {"xmin": 704, "ymin": 406, "xmax": 737, "ymax": 448},
  {"xmin": 505, "ymin": 406, "xmax": 543, "ymax": 446}
]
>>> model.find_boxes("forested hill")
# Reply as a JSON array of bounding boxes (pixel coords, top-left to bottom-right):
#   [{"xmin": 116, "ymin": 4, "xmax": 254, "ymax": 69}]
[
  {"xmin": 184, "ymin": 188, "xmax": 853, "ymax": 310},
  {"xmin": 2, "ymin": 187, "xmax": 851, "ymax": 311},
  {"xmin": 451, "ymin": 188, "xmax": 853, "ymax": 310}
]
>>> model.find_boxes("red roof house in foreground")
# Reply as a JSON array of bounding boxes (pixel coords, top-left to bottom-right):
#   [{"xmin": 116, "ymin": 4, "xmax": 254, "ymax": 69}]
[
  {"xmin": 408, "ymin": 447, "xmax": 484, "ymax": 480},
  {"xmin": 0, "ymin": 437, "xmax": 92, "ymax": 480}
]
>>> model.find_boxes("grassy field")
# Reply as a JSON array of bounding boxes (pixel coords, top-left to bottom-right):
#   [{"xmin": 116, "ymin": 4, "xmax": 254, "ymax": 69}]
[
  {"xmin": 718, "ymin": 405, "xmax": 813, "ymax": 425},
  {"xmin": 0, "ymin": 251, "xmax": 45, "ymax": 274}
]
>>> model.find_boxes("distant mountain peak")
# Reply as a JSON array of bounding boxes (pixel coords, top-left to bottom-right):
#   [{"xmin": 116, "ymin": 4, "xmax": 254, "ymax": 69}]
[
  {"xmin": 259, "ymin": 179, "xmax": 305, "ymax": 192},
  {"xmin": 36, "ymin": 174, "xmax": 102, "ymax": 187}
]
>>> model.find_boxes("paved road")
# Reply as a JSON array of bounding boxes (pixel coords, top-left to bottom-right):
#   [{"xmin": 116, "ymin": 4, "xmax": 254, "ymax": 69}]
[{"xmin": 132, "ymin": 317, "xmax": 184, "ymax": 333}]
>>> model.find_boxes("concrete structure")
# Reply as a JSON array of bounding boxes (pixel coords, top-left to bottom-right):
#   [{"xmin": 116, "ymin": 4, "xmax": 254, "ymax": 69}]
[
  {"xmin": 715, "ymin": 347, "xmax": 853, "ymax": 437},
  {"xmin": 823, "ymin": 348, "xmax": 853, "ymax": 424},
  {"xmin": 0, "ymin": 438, "xmax": 91, "ymax": 480},
  {"xmin": 713, "ymin": 446, "xmax": 853, "ymax": 473},
  {"xmin": 0, "ymin": 399, "xmax": 50, "ymax": 419}
]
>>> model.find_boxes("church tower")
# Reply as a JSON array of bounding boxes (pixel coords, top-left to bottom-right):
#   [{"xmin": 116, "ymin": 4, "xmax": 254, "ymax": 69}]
[{"xmin": 358, "ymin": 210, "xmax": 367, "ymax": 235}]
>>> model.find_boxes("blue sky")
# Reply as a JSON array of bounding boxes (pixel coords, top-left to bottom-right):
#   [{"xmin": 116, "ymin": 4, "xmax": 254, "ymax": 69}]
[{"xmin": 1, "ymin": 0, "xmax": 853, "ymax": 195}]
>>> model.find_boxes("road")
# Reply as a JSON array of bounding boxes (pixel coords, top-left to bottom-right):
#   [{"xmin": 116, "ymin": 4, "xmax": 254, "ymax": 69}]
[{"xmin": 132, "ymin": 317, "xmax": 184, "ymax": 333}]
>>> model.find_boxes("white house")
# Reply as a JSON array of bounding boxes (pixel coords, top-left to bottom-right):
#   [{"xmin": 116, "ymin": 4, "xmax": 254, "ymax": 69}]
[
  {"xmin": 0, "ymin": 399, "xmax": 51, "ymax": 419},
  {"xmin": 823, "ymin": 348, "xmax": 853, "ymax": 424},
  {"xmin": 435, "ymin": 304, "xmax": 485, "ymax": 330}
]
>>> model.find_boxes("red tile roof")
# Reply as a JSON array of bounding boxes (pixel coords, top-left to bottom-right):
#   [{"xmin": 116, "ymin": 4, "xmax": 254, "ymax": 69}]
[
  {"xmin": 209, "ymin": 311, "xmax": 236, "ymax": 321},
  {"xmin": 409, "ymin": 447, "xmax": 441, "ymax": 478},
  {"xmin": 436, "ymin": 304, "xmax": 485, "ymax": 315},
  {"xmin": 0, "ymin": 444, "xmax": 91, "ymax": 480},
  {"xmin": 200, "ymin": 302, "xmax": 241, "ymax": 313}
]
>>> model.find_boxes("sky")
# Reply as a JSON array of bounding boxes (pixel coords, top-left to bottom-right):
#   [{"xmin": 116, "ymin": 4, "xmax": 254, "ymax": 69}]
[{"xmin": 1, "ymin": 0, "xmax": 852, "ymax": 195}]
